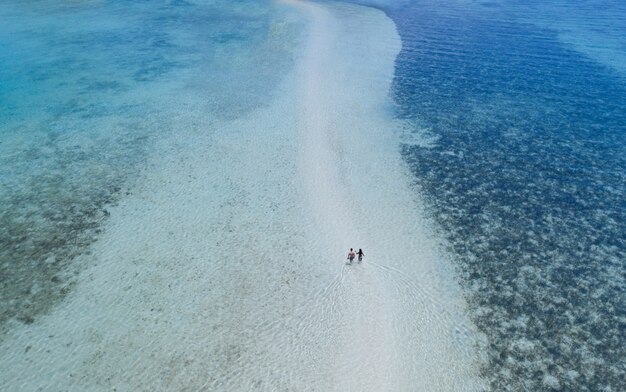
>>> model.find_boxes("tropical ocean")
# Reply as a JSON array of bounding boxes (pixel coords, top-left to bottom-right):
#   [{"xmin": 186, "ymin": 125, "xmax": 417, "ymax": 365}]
[
  {"xmin": 1, "ymin": 0, "xmax": 295, "ymax": 324},
  {"xmin": 382, "ymin": 0, "xmax": 626, "ymax": 389},
  {"xmin": 1, "ymin": 0, "xmax": 624, "ymax": 391}
]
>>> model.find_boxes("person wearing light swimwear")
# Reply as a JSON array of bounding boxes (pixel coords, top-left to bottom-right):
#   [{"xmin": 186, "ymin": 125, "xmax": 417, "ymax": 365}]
[
  {"xmin": 347, "ymin": 248, "xmax": 356, "ymax": 264},
  {"xmin": 357, "ymin": 248, "xmax": 364, "ymax": 263}
]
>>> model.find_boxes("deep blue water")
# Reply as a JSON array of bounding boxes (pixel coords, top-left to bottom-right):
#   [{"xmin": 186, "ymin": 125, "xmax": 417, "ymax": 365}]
[{"xmin": 376, "ymin": 0, "xmax": 626, "ymax": 389}]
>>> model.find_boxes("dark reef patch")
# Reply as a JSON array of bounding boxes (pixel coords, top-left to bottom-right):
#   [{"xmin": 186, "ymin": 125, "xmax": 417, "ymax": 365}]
[{"xmin": 0, "ymin": 129, "xmax": 146, "ymax": 339}]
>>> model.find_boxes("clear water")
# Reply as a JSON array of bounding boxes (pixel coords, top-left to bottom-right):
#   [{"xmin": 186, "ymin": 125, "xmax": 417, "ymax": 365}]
[
  {"xmin": 1, "ymin": 0, "xmax": 624, "ymax": 390},
  {"xmin": 375, "ymin": 0, "xmax": 626, "ymax": 389},
  {"xmin": 0, "ymin": 0, "xmax": 299, "ymax": 335}
]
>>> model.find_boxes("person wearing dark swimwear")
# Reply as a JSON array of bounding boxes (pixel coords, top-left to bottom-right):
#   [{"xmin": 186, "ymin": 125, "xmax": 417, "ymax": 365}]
[
  {"xmin": 347, "ymin": 248, "xmax": 356, "ymax": 264},
  {"xmin": 357, "ymin": 248, "xmax": 364, "ymax": 263}
]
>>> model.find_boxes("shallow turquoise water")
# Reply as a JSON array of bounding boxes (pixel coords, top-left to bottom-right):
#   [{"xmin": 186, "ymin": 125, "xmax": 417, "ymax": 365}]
[{"xmin": 0, "ymin": 0, "xmax": 300, "ymax": 334}]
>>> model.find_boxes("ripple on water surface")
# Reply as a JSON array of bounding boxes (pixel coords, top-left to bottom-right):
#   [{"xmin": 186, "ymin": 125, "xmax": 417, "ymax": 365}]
[{"xmin": 384, "ymin": 0, "xmax": 626, "ymax": 390}]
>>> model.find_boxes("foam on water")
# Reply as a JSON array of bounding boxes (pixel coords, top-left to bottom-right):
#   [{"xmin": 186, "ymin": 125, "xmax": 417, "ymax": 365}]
[{"xmin": 1, "ymin": 0, "xmax": 485, "ymax": 390}]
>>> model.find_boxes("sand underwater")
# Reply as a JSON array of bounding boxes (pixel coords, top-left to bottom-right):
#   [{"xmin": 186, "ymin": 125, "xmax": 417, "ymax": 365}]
[{"xmin": 0, "ymin": 0, "xmax": 489, "ymax": 390}]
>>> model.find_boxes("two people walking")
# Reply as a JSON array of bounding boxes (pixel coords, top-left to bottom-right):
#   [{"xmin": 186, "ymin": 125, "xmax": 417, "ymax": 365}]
[{"xmin": 347, "ymin": 248, "xmax": 364, "ymax": 264}]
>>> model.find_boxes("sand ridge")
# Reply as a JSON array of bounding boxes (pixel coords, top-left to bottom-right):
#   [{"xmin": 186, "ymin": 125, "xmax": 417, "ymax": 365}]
[{"xmin": 288, "ymin": 1, "xmax": 485, "ymax": 390}]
